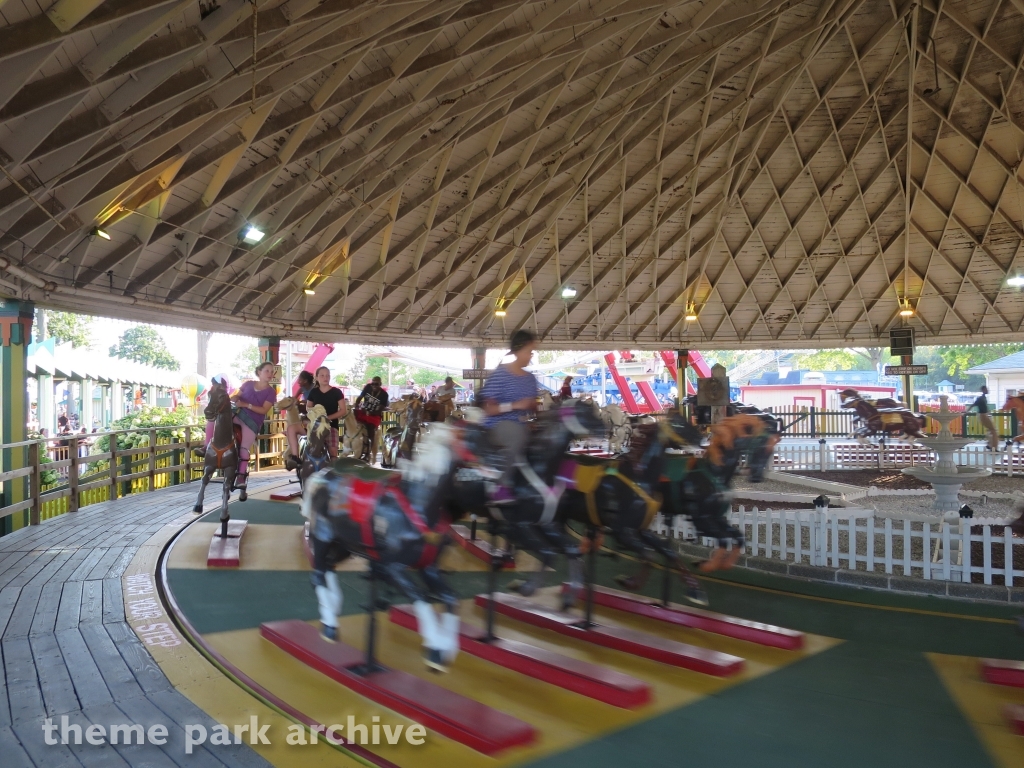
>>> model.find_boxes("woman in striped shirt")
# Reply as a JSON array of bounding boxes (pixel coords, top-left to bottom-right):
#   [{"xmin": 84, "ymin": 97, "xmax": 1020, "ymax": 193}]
[{"xmin": 480, "ymin": 330, "xmax": 538, "ymax": 485}]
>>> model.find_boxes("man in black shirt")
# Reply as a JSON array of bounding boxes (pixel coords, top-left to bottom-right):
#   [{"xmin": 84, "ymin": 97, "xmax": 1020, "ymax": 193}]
[
  {"xmin": 354, "ymin": 376, "xmax": 389, "ymax": 462},
  {"xmin": 970, "ymin": 385, "xmax": 999, "ymax": 450}
]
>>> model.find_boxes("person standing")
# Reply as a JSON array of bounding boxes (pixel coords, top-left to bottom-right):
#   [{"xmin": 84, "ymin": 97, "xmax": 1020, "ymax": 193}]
[
  {"xmin": 306, "ymin": 366, "xmax": 346, "ymax": 460},
  {"xmin": 559, "ymin": 376, "xmax": 573, "ymax": 400},
  {"xmin": 354, "ymin": 376, "xmax": 389, "ymax": 462},
  {"xmin": 227, "ymin": 362, "xmax": 277, "ymax": 490},
  {"xmin": 480, "ymin": 330, "xmax": 538, "ymax": 486},
  {"xmin": 970, "ymin": 385, "xmax": 999, "ymax": 450}
]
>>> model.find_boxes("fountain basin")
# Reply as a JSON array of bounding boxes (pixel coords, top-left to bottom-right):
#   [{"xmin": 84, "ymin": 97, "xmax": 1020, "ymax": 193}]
[{"xmin": 902, "ymin": 465, "xmax": 992, "ymax": 511}]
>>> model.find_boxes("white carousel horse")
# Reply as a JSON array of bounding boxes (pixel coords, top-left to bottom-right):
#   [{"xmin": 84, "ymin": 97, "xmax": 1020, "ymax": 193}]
[
  {"xmin": 601, "ymin": 403, "xmax": 632, "ymax": 454},
  {"xmin": 340, "ymin": 408, "xmax": 368, "ymax": 460},
  {"xmin": 539, "ymin": 391, "xmax": 556, "ymax": 411}
]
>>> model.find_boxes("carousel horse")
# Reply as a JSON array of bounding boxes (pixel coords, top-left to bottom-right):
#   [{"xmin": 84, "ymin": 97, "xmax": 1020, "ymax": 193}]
[
  {"xmin": 382, "ymin": 398, "xmax": 424, "ymax": 469},
  {"xmin": 276, "ymin": 396, "xmax": 305, "ymax": 470},
  {"xmin": 193, "ymin": 386, "xmax": 242, "ymax": 534},
  {"xmin": 479, "ymin": 400, "xmax": 607, "ymax": 607},
  {"xmin": 556, "ymin": 412, "xmax": 710, "ymax": 604},
  {"xmin": 298, "ymin": 405, "xmax": 333, "ymax": 490},
  {"xmin": 1004, "ymin": 395, "xmax": 1024, "ymax": 445},
  {"xmin": 839, "ymin": 388, "xmax": 926, "ymax": 441},
  {"xmin": 658, "ymin": 411, "xmax": 781, "ymax": 570},
  {"xmin": 340, "ymin": 407, "xmax": 369, "ymax": 461},
  {"xmin": 601, "ymin": 403, "xmax": 631, "ymax": 453},
  {"xmin": 539, "ymin": 391, "xmax": 557, "ymax": 411},
  {"xmin": 302, "ymin": 422, "xmax": 490, "ymax": 671}
]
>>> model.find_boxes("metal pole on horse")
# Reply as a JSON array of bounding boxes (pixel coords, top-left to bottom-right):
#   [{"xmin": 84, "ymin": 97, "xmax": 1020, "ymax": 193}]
[
  {"xmin": 677, "ymin": 350, "xmax": 688, "ymax": 419},
  {"xmin": 355, "ymin": 564, "xmax": 386, "ymax": 676},
  {"xmin": 583, "ymin": 525, "xmax": 598, "ymax": 628}
]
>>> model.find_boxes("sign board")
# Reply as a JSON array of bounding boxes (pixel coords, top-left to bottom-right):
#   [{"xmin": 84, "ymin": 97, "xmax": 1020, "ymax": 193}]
[
  {"xmin": 462, "ymin": 369, "xmax": 489, "ymax": 379},
  {"xmin": 889, "ymin": 328, "xmax": 914, "ymax": 356},
  {"xmin": 697, "ymin": 375, "xmax": 729, "ymax": 406},
  {"xmin": 884, "ymin": 365, "xmax": 928, "ymax": 376}
]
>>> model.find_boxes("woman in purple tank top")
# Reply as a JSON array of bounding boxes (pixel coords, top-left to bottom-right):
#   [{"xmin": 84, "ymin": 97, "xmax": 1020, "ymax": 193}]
[{"xmin": 204, "ymin": 361, "xmax": 277, "ymax": 489}]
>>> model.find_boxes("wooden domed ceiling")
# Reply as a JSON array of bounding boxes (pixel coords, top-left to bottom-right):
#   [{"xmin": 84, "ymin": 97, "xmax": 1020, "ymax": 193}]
[{"xmin": 1, "ymin": 0, "xmax": 1024, "ymax": 348}]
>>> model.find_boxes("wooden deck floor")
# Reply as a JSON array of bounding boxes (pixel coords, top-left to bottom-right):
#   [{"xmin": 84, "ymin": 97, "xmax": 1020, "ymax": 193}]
[{"xmin": 0, "ymin": 473, "xmax": 290, "ymax": 768}]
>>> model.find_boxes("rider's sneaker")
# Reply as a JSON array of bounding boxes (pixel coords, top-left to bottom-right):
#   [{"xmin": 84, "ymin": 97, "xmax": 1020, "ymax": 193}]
[
  {"xmin": 424, "ymin": 648, "xmax": 447, "ymax": 673},
  {"xmin": 284, "ymin": 454, "xmax": 299, "ymax": 470},
  {"xmin": 233, "ymin": 473, "xmax": 248, "ymax": 491},
  {"xmin": 320, "ymin": 623, "xmax": 338, "ymax": 643}
]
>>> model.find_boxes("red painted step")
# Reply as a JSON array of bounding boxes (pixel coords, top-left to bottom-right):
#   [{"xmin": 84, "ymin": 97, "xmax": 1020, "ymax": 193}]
[
  {"xmin": 570, "ymin": 584, "xmax": 804, "ymax": 650},
  {"xmin": 270, "ymin": 488, "xmax": 302, "ymax": 501},
  {"xmin": 260, "ymin": 620, "xmax": 536, "ymax": 755},
  {"xmin": 981, "ymin": 658, "xmax": 1024, "ymax": 687},
  {"xmin": 389, "ymin": 605, "xmax": 650, "ymax": 708},
  {"xmin": 447, "ymin": 524, "xmax": 515, "ymax": 568},
  {"xmin": 474, "ymin": 592, "xmax": 743, "ymax": 677},
  {"xmin": 207, "ymin": 520, "xmax": 247, "ymax": 567}
]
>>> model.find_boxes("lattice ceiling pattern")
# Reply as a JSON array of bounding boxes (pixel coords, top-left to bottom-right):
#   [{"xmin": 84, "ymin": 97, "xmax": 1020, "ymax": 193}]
[{"xmin": 2, "ymin": 0, "xmax": 1024, "ymax": 348}]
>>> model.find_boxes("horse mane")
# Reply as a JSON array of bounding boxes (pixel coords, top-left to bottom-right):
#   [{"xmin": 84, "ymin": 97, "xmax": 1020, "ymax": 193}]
[
  {"xmin": 398, "ymin": 422, "xmax": 454, "ymax": 484},
  {"xmin": 306, "ymin": 405, "xmax": 331, "ymax": 439}
]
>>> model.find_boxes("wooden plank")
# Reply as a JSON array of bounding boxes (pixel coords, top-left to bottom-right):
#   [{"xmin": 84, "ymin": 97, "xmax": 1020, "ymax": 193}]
[
  {"xmin": 79, "ymin": 580, "xmax": 104, "ymax": 625},
  {"xmin": 0, "ymin": 725, "xmax": 35, "ymax": 768},
  {"xmin": 3, "ymin": 585, "xmax": 41, "ymax": 639},
  {"xmin": 29, "ymin": 581, "xmax": 64, "ymax": 637},
  {"xmin": 30, "ymin": 631, "xmax": 79, "ymax": 716},
  {"xmin": 54, "ymin": 628, "xmax": 113, "ymax": 708},
  {"xmin": 8, "ymin": 720, "xmax": 81, "ymax": 768},
  {"xmin": 81, "ymin": 701, "xmax": 177, "ymax": 768},
  {"xmin": 56, "ymin": 711, "xmax": 133, "ymax": 768},
  {"xmin": 1, "ymin": 636, "xmax": 45, "ymax": 725},
  {"xmin": 67, "ymin": 548, "xmax": 108, "ymax": 583},
  {"xmin": 55, "ymin": 581, "xmax": 84, "ymax": 632},
  {"xmin": 102, "ymin": 578, "xmax": 124, "ymax": 625},
  {"xmin": 86, "ymin": 547, "xmax": 125, "ymax": 581},
  {"xmin": 104, "ymin": 622, "xmax": 171, "ymax": 696},
  {"xmin": 0, "ymin": 586, "xmax": 21, "ymax": 638},
  {"xmin": 79, "ymin": 623, "xmax": 145, "ymax": 703}
]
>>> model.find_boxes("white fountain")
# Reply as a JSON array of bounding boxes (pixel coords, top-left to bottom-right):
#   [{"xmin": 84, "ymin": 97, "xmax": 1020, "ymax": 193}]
[{"xmin": 902, "ymin": 395, "xmax": 991, "ymax": 513}]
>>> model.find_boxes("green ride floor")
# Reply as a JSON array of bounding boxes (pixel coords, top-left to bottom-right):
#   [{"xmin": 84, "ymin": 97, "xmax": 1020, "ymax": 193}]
[{"xmin": 166, "ymin": 508, "xmax": 1024, "ymax": 767}]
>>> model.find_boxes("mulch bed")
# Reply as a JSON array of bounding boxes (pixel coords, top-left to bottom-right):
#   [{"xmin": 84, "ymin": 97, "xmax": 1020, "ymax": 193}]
[
  {"xmin": 732, "ymin": 497, "xmax": 839, "ymax": 510},
  {"xmin": 792, "ymin": 469, "xmax": 931, "ymax": 490},
  {"xmin": 969, "ymin": 524, "xmax": 1024, "ymax": 584}
]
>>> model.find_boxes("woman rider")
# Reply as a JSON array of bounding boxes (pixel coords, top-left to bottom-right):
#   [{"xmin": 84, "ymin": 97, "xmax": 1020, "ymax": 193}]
[
  {"xmin": 284, "ymin": 370, "xmax": 315, "ymax": 470},
  {"xmin": 205, "ymin": 362, "xmax": 277, "ymax": 490},
  {"xmin": 306, "ymin": 366, "xmax": 346, "ymax": 460},
  {"xmin": 480, "ymin": 330, "xmax": 538, "ymax": 488}
]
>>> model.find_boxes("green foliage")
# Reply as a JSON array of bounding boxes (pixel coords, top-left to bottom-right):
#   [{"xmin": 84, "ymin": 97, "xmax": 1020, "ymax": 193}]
[
  {"xmin": 44, "ymin": 311, "xmax": 93, "ymax": 348},
  {"xmin": 109, "ymin": 326, "xmax": 179, "ymax": 370},
  {"xmin": 39, "ymin": 453, "xmax": 59, "ymax": 486},
  {"xmin": 93, "ymin": 405, "xmax": 203, "ymax": 452},
  {"xmin": 793, "ymin": 349, "xmax": 872, "ymax": 371},
  {"xmin": 232, "ymin": 344, "xmax": 262, "ymax": 380},
  {"xmin": 936, "ymin": 344, "xmax": 1024, "ymax": 381}
]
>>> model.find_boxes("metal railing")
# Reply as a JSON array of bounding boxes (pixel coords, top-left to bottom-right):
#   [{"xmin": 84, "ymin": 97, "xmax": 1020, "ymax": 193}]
[
  {"xmin": 0, "ymin": 422, "xmax": 287, "ymax": 531},
  {"xmin": 770, "ymin": 442, "xmax": 1022, "ymax": 475}
]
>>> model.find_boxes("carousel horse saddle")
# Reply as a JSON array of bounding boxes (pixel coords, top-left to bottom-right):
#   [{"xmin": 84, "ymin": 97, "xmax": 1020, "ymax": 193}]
[{"xmin": 331, "ymin": 457, "xmax": 395, "ymax": 481}]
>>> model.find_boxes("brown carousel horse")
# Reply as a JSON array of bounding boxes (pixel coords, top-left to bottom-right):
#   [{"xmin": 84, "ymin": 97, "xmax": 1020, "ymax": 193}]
[
  {"xmin": 193, "ymin": 385, "xmax": 243, "ymax": 536},
  {"xmin": 839, "ymin": 389, "xmax": 926, "ymax": 441},
  {"xmin": 1004, "ymin": 395, "xmax": 1024, "ymax": 446}
]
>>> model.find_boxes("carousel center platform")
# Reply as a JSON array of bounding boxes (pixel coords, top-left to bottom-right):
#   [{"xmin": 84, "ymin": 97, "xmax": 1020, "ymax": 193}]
[{"xmin": 2, "ymin": 471, "xmax": 1023, "ymax": 768}]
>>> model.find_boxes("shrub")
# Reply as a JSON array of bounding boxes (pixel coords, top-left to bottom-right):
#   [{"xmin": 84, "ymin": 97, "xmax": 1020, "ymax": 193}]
[{"xmin": 93, "ymin": 405, "xmax": 204, "ymax": 453}]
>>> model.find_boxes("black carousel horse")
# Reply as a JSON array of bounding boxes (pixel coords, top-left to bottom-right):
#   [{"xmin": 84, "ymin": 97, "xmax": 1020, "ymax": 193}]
[
  {"xmin": 298, "ymin": 405, "xmax": 333, "ymax": 490},
  {"xmin": 660, "ymin": 411, "xmax": 780, "ymax": 571},
  {"xmin": 555, "ymin": 412, "xmax": 711, "ymax": 605},
  {"xmin": 301, "ymin": 422, "xmax": 489, "ymax": 672},
  {"xmin": 381, "ymin": 398, "xmax": 423, "ymax": 469},
  {"xmin": 193, "ymin": 385, "xmax": 243, "ymax": 536}
]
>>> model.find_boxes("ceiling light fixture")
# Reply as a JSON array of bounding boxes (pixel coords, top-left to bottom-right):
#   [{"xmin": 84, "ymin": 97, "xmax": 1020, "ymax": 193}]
[
  {"xmin": 303, "ymin": 288, "xmax": 316, "ymax": 295},
  {"xmin": 1007, "ymin": 275, "xmax": 1024, "ymax": 288},
  {"xmin": 684, "ymin": 302, "xmax": 698, "ymax": 322},
  {"xmin": 561, "ymin": 286, "xmax": 577, "ymax": 299},
  {"xmin": 242, "ymin": 225, "xmax": 265, "ymax": 244},
  {"xmin": 899, "ymin": 298, "xmax": 915, "ymax": 317},
  {"xmin": 91, "ymin": 227, "xmax": 111, "ymax": 240}
]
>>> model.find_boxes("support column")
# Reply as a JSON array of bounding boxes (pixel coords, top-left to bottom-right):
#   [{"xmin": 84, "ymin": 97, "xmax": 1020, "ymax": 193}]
[
  {"xmin": 112, "ymin": 381, "xmax": 124, "ymax": 420},
  {"xmin": 37, "ymin": 373, "xmax": 53, "ymax": 434},
  {"xmin": 0, "ymin": 299, "xmax": 35, "ymax": 535},
  {"xmin": 258, "ymin": 337, "xmax": 282, "ymax": 391},
  {"xmin": 146, "ymin": 385, "xmax": 157, "ymax": 407},
  {"xmin": 82, "ymin": 378, "xmax": 94, "ymax": 430},
  {"xmin": 100, "ymin": 385, "xmax": 110, "ymax": 427},
  {"xmin": 471, "ymin": 346, "xmax": 486, "ymax": 404}
]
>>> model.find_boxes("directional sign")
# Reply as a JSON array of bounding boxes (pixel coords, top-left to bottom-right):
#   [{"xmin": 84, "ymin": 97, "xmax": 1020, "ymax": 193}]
[
  {"xmin": 885, "ymin": 365, "xmax": 927, "ymax": 376},
  {"xmin": 462, "ymin": 369, "xmax": 489, "ymax": 379}
]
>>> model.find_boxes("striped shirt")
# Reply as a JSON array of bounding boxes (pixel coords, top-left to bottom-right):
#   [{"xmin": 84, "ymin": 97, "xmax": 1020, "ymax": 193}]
[{"xmin": 480, "ymin": 365, "xmax": 538, "ymax": 425}]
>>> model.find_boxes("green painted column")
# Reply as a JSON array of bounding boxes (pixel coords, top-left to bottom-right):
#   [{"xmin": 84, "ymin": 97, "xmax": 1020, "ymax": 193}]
[{"xmin": 0, "ymin": 299, "xmax": 34, "ymax": 535}]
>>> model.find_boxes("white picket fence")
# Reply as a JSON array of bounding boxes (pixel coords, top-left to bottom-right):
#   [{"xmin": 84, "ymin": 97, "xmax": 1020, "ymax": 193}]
[
  {"xmin": 771, "ymin": 442, "xmax": 1021, "ymax": 475},
  {"xmin": 653, "ymin": 506, "xmax": 1024, "ymax": 586}
]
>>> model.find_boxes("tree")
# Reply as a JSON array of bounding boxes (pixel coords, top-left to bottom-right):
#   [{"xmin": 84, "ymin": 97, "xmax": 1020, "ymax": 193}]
[
  {"xmin": 109, "ymin": 326, "xmax": 179, "ymax": 370},
  {"xmin": 793, "ymin": 349, "xmax": 871, "ymax": 371},
  {"xmin": 231, "ymin": 344, "xmax": 262, "ymax": 380},
  {"xmin": 43, "ymin": 310, "xmax": 93, "ymax": 348},
  {"xmin": 936, "ymin": 343, "xmax": 1024, "ymax": 383}
]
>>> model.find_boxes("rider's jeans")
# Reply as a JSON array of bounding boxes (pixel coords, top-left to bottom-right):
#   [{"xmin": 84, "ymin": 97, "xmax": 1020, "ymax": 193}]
[{"xmin": 489, "ymin": 419, "xmax": 529, "ymax": 485}]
